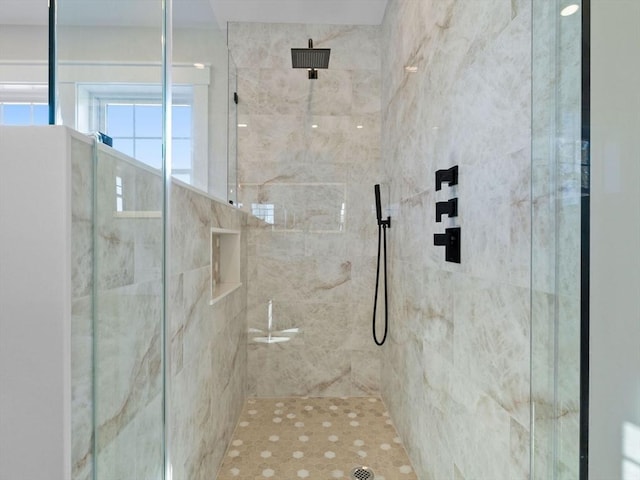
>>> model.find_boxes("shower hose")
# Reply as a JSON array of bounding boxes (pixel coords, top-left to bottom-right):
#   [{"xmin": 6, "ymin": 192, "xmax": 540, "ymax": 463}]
[{"xmin": 373, "ymin": 221, "xmax": 389, "ymax": 345}]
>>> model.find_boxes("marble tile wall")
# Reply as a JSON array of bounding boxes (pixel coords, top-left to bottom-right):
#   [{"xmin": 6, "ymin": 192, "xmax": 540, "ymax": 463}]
[
  {"xmin": 169, "ymin": 181, "xmax": 248, "ymax": 480},
  {"xmin": 380, "ymin": 1, "xmax": 532, "ymax": 478},
  {"xmin": 70, "ymin": 140, "xmax": 248, "ymax": 480},
  {"xmin": 228, "ymin": 23, "xmax": 383, "ymax": 397}
]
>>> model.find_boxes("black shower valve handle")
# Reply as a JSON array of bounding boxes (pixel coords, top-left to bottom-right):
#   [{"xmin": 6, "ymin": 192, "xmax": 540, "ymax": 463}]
[
  {"xmin": 433, "ymin": 232, "xmax": 448, "ymax": 246},
  {"xmin": 433, "ymin": 227, "xmax": 461, "ymax": 263},
  {"xmin": 435, "ymin": 165, "xmax": 459, "ymax": 191},
  {"xmin": 435, "ymin": 198, "xmax": 458, "ymax": 222}
]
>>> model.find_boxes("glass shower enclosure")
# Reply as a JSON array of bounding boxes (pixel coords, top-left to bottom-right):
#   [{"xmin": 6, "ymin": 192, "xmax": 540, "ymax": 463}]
[
  {"xmin": 54, "ymin": 0, "xmax": 589, "ymax": 477},
  {"xmin": 531, "ymin": 0, "xmax": 584, "ymax": 478},
  {"xmin": 56, "ymin": 1, "xmax": 170, "ymax": 478}
]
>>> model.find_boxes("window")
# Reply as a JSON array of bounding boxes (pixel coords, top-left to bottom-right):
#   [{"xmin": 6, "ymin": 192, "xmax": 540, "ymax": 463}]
[
  {"xmin": 102, "ymin": 101, "xmax": 192, "ymax": 180},
  {"xmin": 85, "ymin": 85, "xmax": 194, "ymax": 182},
  {"xmin": 115, "ymin": 175, "xmax": 124, "ymax": 212},
  {"xmin": 251, "ymin": 203, "xmax": 275, "ymax": 225},
  {"xmin": 0, "ymin": 83, "xmax": 48, "ymax": 125},
  {"xmin": 0, "ymin": 102, "xmax": 48, "ymax": 125}
]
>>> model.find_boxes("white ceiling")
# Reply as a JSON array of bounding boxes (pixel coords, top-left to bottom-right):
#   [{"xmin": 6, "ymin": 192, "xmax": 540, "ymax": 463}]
[
  {"xmin": 0, "ymin": 0, "xmax": 388, "ymax": 29},
  {"xmin": 210, "ymin": 0, "xmax": 388, "ymax": 29}
]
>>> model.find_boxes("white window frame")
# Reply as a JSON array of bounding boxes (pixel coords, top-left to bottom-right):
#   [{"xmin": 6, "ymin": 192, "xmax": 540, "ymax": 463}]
[
  {"xmin": 66, "ymin": 63, "xmax": 210, "ymax": 191},
  {"xmin": 86, "ymin": 86, "xmax": 194, "ymax": 178},
  {"xmin": 0, "ymin": 81, "xmax": 48, "ymax": 125}
]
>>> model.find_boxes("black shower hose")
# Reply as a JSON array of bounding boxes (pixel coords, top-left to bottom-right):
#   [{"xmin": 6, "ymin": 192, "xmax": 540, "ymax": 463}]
[{"xmin": 373, "ymin": 222, "xmax": 388, "ymax": 346}]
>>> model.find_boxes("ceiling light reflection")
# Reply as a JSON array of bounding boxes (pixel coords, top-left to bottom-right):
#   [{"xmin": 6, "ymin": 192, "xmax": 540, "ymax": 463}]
[{"xmin": 561, "ymin": 4, "xmax": 579, "ymax": 16}]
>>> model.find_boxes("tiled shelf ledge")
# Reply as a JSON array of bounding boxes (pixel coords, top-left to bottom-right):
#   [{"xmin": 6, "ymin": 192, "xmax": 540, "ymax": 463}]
[
  {"xmin": 113, "ymin": 210, "xmax": 162, "ymax": 219},
  {"xmin": 209, "ymin": 282, "xmax": 242, "ymax": 306},
  {"xmin": 210, "ymin": 227, "xmax": 241, "ymax": 305}
]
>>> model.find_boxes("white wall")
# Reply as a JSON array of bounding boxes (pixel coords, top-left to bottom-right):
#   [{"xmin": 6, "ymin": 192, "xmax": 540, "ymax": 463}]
[
  {"xmin": 590, "ymin": 1, "xmax": 640, "ymax": 478},
  {"xmin": 0, "ymin": 126, "xmax": 73, "ymax": 480},
  {"xmin": 0, "ymin": 25, "xmax": 48, "ymax": 62}
]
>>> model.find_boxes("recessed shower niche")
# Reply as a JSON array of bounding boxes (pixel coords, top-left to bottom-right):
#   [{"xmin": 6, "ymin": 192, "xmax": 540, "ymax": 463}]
[{"xmin": 209, "ymin": 228, "xmax": 242, "ymax": 304}]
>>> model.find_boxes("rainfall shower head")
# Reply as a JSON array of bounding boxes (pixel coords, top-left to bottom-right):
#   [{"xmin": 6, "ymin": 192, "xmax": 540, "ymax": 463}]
[{"xmin": 291, "ymin": 39, "xmax": 330, "ymax": 79}]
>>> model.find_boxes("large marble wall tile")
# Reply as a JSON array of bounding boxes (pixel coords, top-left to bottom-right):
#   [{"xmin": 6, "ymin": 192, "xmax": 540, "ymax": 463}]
[
  {"xmin": 511, "ymin": 416, "xmax": 531, "ymax": 478},
  {"xmin": 71, "ymin": 296, "xmax": 93, "ymax": 480},
  {"xmin": 228, "ymin": 22, "xmax": 307, "ymax": 70},
  {"xmin": 250, "ymin": 343, "xmax": 352, "ymax": 397},
  {"xmin": 94, "ymin": 151, "xmax": 165, "ymax": 290},
  {"xmin": 134, "ymin": 394, "xmax": 164, "ymax": 480},
  {"xmin": 229, "ymin": 23, "xmax": 380, "ymax": 72},
  {"xmin": 351, "ymin": 70, "xmax": 381, "ymax": 115},
  {"xmin": 453, "ymin": 278, "xmax": 530, "ymax": 426},
  {"xmin": 255, "ymin": 255, "xmax": 353, "ymax": 304},
  {"xmin": 96, "ymin": 411, "xmax": 137, "ymax": 480},
  {"xmin": 350, "ymin": 349, "xmax": 381, "ymax": 396},
  {"xmin": 94, "ymin": 281, "xmax": 163, "ymax": 438},
  {"xmin": 71, "ymin": 139, "xmax": 94, "ymax": 299},
  {"xmin": 171, "ymin": 183, "xmax": 214, "ymax": 273}
]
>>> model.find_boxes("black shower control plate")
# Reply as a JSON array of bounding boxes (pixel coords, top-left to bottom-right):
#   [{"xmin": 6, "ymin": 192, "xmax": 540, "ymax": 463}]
[
  {"xmin": 435, "ymin": 165, "xmax": 458, "ymax": 191},
  {"xmin": 435, "ymin": 198, "xmax": 458, "ymax": 222},
  {"xmin": 434, "ymin": 227, "xmax": 461, "ymax": 263}
]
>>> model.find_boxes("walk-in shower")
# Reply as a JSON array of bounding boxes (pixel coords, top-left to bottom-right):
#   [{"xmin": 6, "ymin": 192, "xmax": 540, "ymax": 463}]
[{"xmin": 7, "ymin": 0, "xmax": 606, "ymax": 478}]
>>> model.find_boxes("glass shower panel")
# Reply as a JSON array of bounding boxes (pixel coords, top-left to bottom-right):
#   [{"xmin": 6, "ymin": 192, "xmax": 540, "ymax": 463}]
[
  {"xmin": 56, "ymin": 0, "xmax": 166, "ymax": 170},
  {"xmin": 93, "ymin": 144, "xmax": 165, "ymax": 480},
  {"xmin": 531, "ymin": 0, "xmax": 583, "ymax": 478},
  {"xmin": 171, "ymin": 1, "xmax": 229, "ymax": 197},
  {"xmin": 56, "ymin": 1, "xmax": 167, "ymax": 479},
  {"xmin": 228, "ymin": 53, "xmax": 238, "ymax": 205}
]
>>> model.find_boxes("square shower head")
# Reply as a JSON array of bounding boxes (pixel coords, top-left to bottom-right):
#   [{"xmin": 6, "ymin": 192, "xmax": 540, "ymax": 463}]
[
  {"xmin": 291, "ymin": 47, "xmax": 331, "ymax": 69},
  {"xmin": 291, "ymin": 39, "xmax": 330, "ymax": 70}
]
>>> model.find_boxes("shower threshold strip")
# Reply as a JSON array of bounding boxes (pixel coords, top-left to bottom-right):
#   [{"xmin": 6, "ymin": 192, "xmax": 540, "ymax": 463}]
[{"xmin": 216, "ymin": 396, "xmax": 417, "ymax": 479}]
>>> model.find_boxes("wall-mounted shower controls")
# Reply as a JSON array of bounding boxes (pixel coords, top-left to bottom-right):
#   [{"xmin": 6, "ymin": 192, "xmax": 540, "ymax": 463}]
[
  {"xmin": 435, "ymin": 165, "xmax": 458, "ymax": 191},
  {"xmin": 434, "ymin": 165, "xmax": 460, "ymax": 263},
  {"xmin": 434, "ymin": 227, "xmax": 461, "ymax": 263},
  {"xmin": 435, "ymin": 198, "xmax": 458, "ymax": 222}
]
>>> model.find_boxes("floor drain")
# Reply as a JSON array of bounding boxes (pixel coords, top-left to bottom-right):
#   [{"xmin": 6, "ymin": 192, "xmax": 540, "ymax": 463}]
[{"xmin": 350, "ymin": 466, "xmax": 375, "ymax": 480}]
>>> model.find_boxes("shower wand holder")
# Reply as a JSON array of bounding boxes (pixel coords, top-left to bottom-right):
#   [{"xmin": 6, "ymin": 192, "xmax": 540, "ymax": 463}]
[{"xmin": 434, "ymin": 227, "xmax": 460, "ymax": 263}]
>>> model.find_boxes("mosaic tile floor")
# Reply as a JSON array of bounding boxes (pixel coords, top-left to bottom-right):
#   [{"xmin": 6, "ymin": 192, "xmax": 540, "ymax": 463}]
[{"xmin": 216, "ymin": 396, "xmax": 417, "ymax": 480}]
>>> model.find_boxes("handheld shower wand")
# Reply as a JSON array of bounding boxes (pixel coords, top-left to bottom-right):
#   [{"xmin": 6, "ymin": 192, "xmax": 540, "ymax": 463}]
[
  {"xmin": 373, "ymin": 184, "xmax": 390, "ymax": 346},
  {"xmin": 375, "ymin": 184, "xmax": 383, "ymax": 224},
  {"xmin": 374, "ymin": 184, "xmax": 391, "ymax": 227}
]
